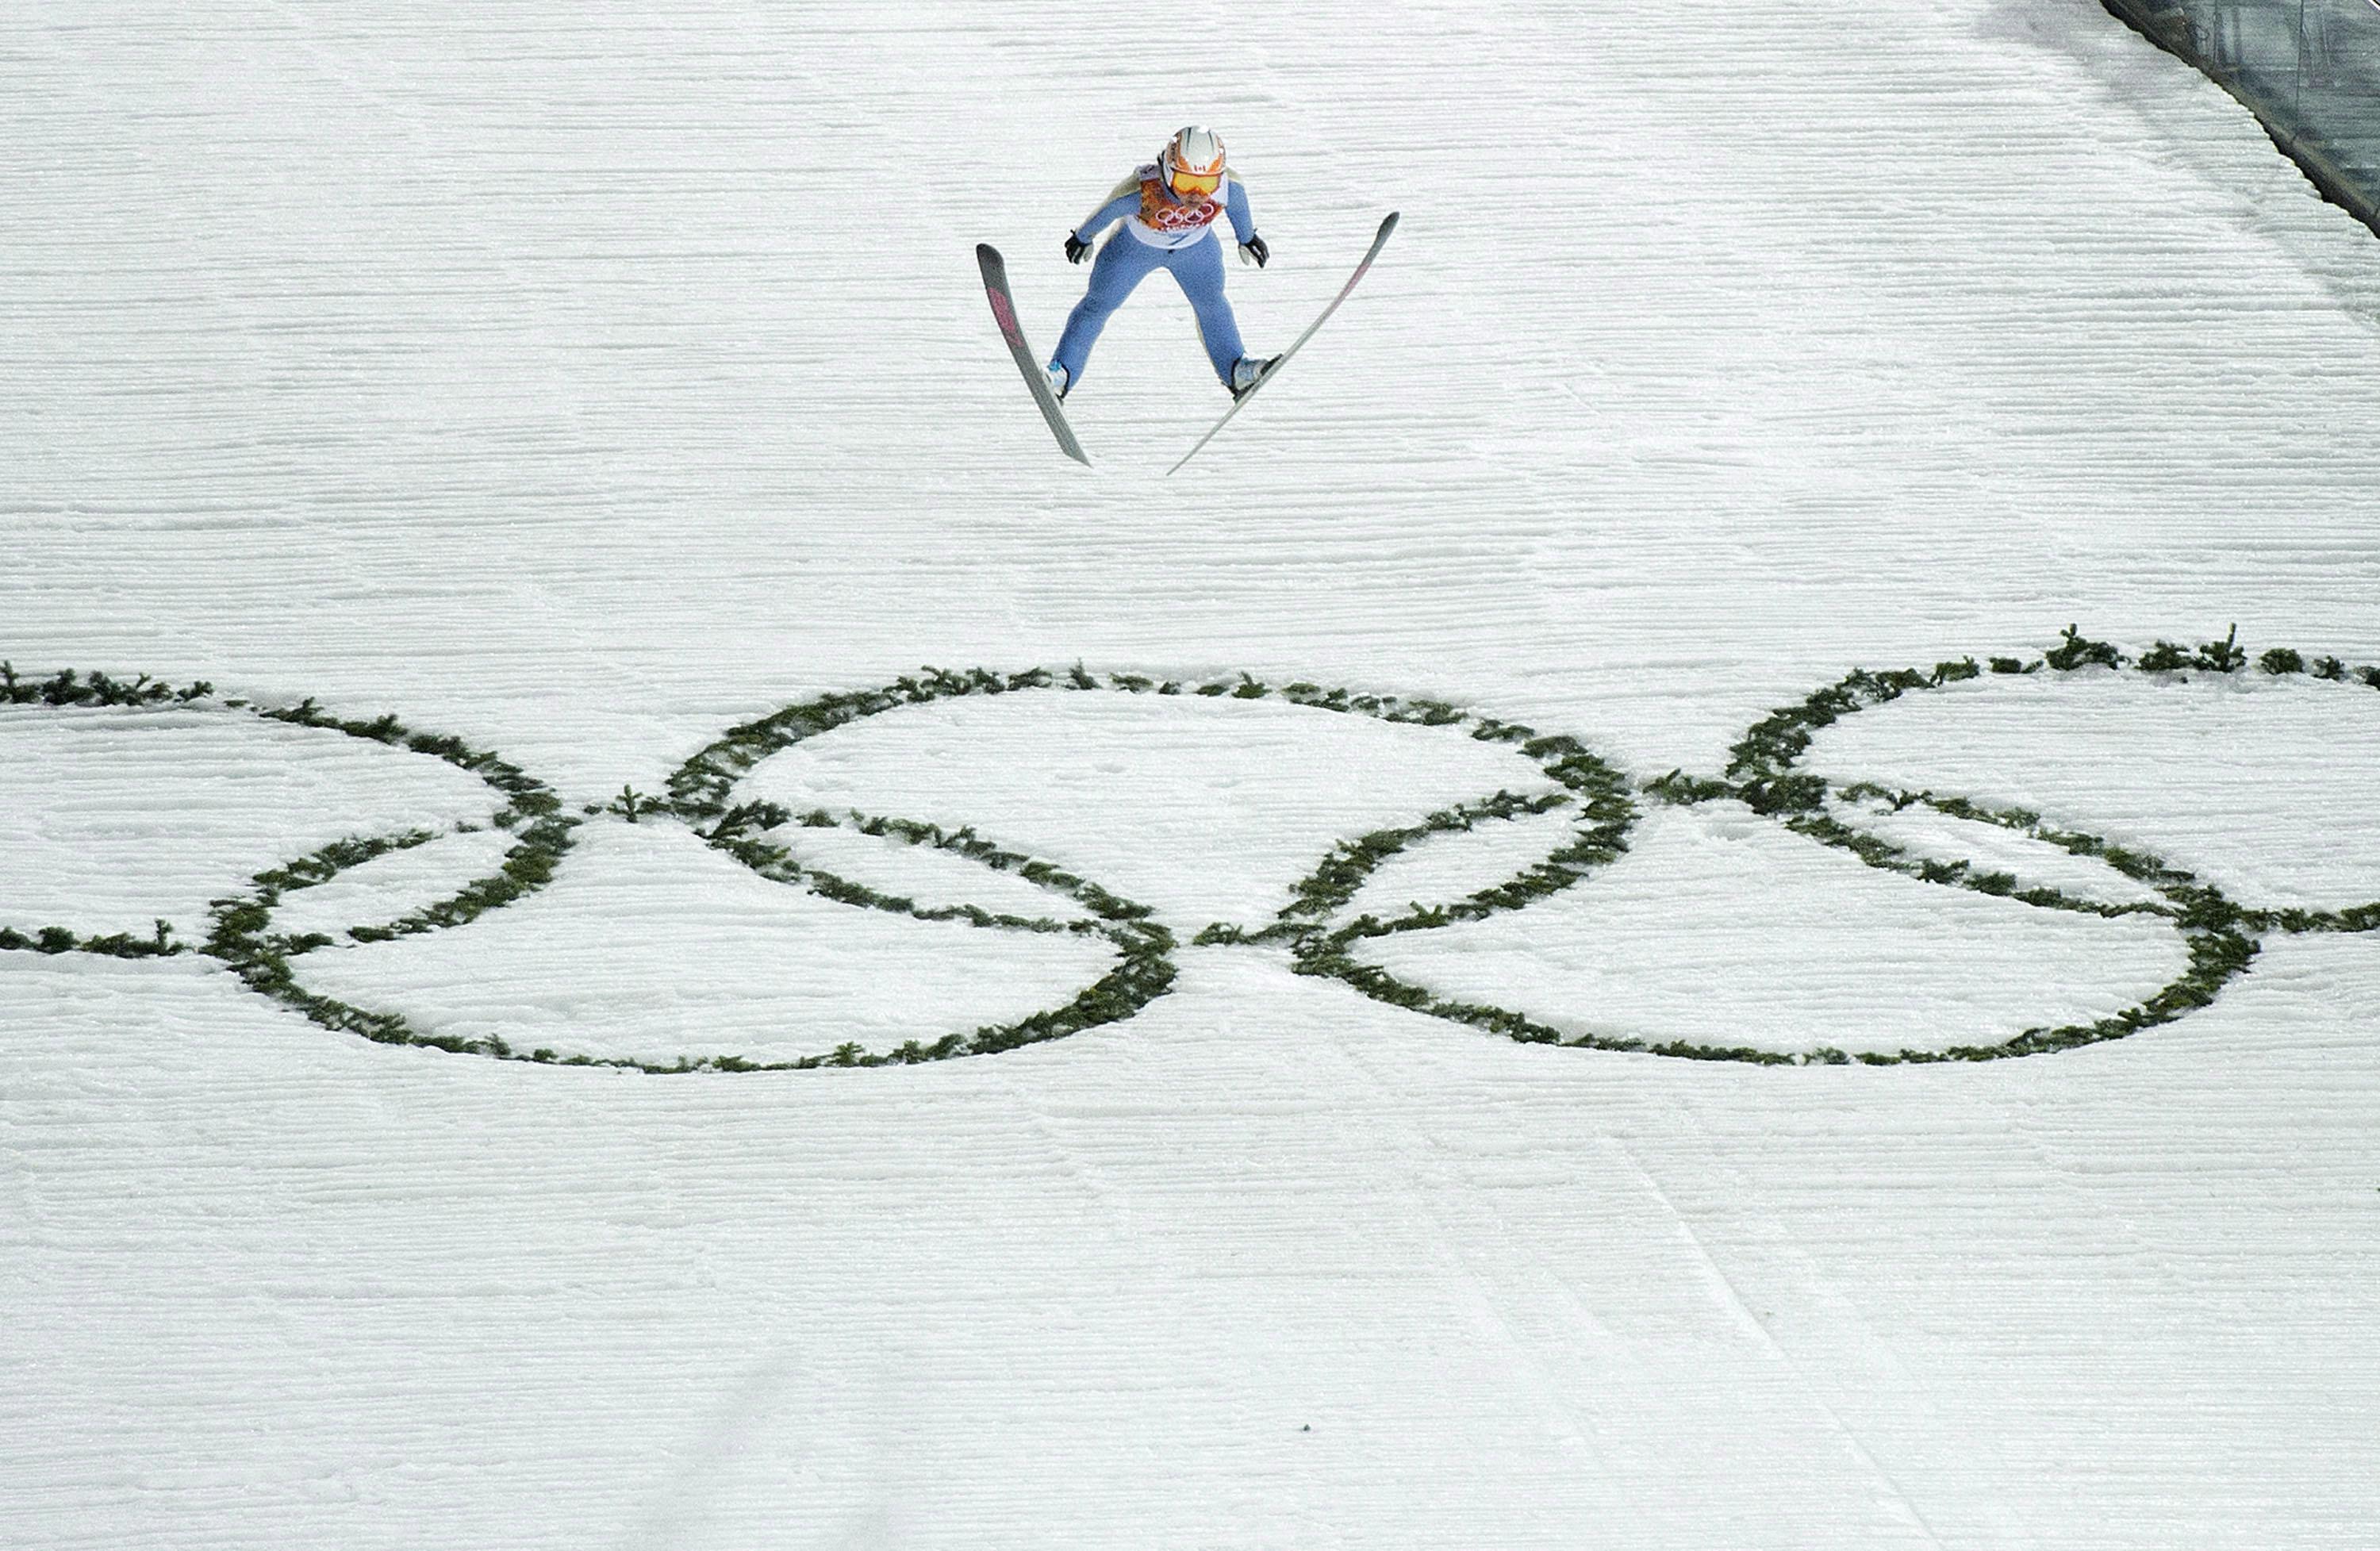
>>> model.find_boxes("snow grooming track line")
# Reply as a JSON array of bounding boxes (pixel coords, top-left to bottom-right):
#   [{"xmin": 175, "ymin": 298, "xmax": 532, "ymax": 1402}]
[{"xmin": 1168, "ymin": 211, "xmax": 1401, "ymax": 477}]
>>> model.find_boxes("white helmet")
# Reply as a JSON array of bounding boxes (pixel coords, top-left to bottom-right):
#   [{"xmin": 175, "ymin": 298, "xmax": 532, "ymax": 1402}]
[{"xmin": 1163, "ymin": 125, "xmax": 1226, "ymax": 194}]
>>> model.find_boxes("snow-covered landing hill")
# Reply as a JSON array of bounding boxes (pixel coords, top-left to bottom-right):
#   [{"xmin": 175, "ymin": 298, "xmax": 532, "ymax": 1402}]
[{"xmin": 5, "ymin": 2, "xmax": 2378, "ymax": 1546}]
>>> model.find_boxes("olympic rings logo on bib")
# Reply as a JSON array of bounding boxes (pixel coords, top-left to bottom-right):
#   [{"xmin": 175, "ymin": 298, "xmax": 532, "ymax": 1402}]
[
  {"xmin": 5, "ymin": 627, "xmax": 2375, "ymax": 1074},
  {"xmin": 1138, "ymin": 179, "xmax": 1223, "ymax": 233}
]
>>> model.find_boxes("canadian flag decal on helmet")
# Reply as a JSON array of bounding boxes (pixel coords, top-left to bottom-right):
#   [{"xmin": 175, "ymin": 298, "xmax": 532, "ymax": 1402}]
[{"xmin": 1164, "ymin": 125, "xmax": 1226, "ymax": 192}]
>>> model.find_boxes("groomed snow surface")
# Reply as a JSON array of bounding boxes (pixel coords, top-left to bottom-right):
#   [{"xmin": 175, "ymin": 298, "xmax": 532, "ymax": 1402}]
[{"xmin": 6, "ymin": 2, "xmax": 2380, "ymax": 1547}]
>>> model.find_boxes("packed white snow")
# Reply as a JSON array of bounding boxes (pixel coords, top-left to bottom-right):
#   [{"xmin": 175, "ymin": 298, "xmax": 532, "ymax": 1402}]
[{"xmin": 6, "ymin": 1, "xmax": 2379, "ymax": 1547}]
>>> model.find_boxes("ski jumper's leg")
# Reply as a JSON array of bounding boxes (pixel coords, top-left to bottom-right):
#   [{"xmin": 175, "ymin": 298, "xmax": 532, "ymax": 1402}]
[
  {"xmin": 1050, "ymin": 236, "xmax": 1164, "ymax": 386},
  {"xmin": 1166, "ymin": 236, "xmax": 1246, "ymax": 386}
]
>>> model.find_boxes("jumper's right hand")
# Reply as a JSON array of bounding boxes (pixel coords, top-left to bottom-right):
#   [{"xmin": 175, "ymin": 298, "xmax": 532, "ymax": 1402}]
[{"xmin": 1064, "ymin": 232, "xmax": 1092, "ymax": 263}]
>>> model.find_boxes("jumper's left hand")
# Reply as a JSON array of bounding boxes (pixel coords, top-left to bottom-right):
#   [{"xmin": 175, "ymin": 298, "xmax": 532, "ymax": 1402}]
[{"xmin": 1239, "ymin": 234, "xmax": 1269, "ymax": 268}]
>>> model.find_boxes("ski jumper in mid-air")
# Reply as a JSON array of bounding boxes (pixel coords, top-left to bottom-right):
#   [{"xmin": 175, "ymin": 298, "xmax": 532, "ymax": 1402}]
[{"xmin": 1046, "ymin": 125, "xmax": 1278, "ymax": 402}]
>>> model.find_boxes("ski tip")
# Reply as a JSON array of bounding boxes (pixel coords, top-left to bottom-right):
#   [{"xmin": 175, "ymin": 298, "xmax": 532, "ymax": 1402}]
[{"xmin": 1379, "ymin": 211, "xmax": 1400, "ymax": 236}]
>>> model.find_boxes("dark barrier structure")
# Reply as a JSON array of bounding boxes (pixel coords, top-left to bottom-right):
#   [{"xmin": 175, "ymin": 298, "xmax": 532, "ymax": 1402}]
[{"xmin": 2102, "ymin": 0, "xmax": 2380, "ymax": 238}]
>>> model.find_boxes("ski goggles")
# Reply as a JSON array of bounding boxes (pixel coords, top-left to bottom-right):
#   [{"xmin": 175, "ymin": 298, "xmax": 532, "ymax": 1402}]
[{"xmin": 1169, "ymin": 166, "xmax": 1222, "ymax": 197}]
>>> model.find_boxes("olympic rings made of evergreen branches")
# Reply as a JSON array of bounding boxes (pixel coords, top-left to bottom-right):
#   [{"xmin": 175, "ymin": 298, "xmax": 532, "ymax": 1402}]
[{"xmin": 6, "ymin": 627, "xmax": 2374, "ymax": 1070}]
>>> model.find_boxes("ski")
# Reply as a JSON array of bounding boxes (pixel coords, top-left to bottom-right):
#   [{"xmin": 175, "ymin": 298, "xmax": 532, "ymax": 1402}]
[
  {"xmin": 1167, "ymin": 210, "xmax": 1400, "ymax": 477},
  {"xmin": 976, "ymin": 242, "xmax": 1090, "ymax": 466}
]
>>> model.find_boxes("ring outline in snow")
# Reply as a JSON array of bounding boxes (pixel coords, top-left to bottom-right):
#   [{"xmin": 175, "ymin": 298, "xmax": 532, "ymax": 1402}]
[
  {"xmin": 13, "ymin": 628, "xmax": 2369, "ymax": 1069},
  {"xmin": 0, "ymin": 665, "xmax": 582, "ymax": 1063},
  {"xmin": 1603, "ymin": 626, "xmax": 2378, "ymax": 1063},
  {"xmin": 664, "ymin": 665, "xmax": 1637, "ymax": 1065}
]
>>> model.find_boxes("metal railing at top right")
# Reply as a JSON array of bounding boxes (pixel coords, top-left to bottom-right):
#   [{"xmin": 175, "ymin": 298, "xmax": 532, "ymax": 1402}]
[{"xmin": 2103, "ymin": 0, "xmax": 2380, "ymax": 238}]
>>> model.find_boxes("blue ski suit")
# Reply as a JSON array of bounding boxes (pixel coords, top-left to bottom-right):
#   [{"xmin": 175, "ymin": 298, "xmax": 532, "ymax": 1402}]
[{"xmin": 1050, "ymin": 165, "xmax": 1258, "ymax": 390}]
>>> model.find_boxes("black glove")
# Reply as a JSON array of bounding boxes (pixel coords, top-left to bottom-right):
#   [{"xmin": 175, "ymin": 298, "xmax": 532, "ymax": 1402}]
[
  {"xmin": 1239, "ymin": 233, "xmax": 1269, "ymax": 268},
  {"xmin": 1065, "ymin": 232, "xmax": 1093, "ymax": 264}
]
